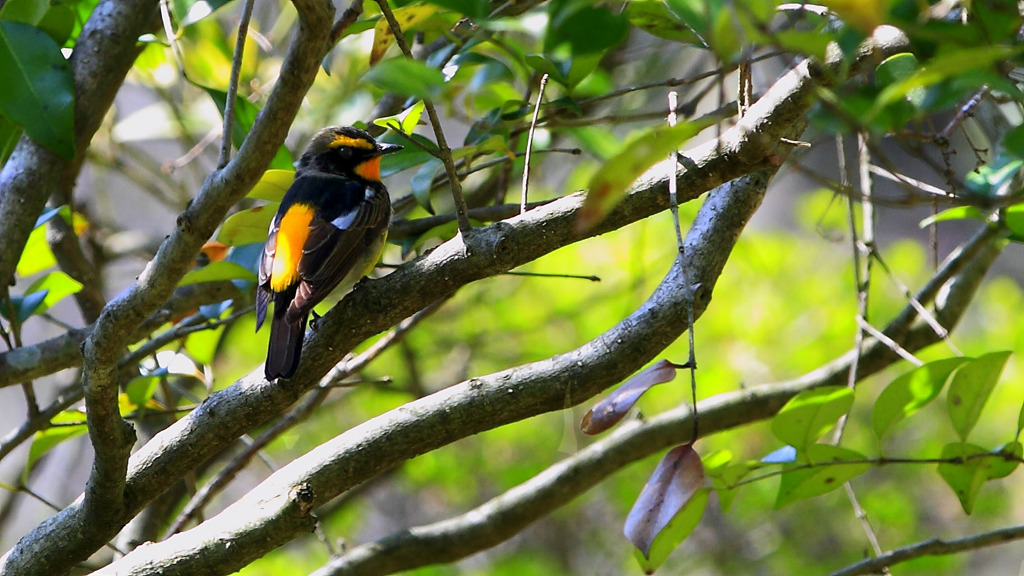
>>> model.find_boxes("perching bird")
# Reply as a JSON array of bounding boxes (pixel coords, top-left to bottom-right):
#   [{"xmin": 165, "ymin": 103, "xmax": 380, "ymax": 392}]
[{"xmin": 256, "ymin": 126, "xmax": 402, "ymax": 380}]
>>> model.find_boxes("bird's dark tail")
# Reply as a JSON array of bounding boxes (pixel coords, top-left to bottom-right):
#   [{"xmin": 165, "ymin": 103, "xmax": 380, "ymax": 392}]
[{"xmin": 266, "ymin": 304, "xmax": 307, "ymax": 380}]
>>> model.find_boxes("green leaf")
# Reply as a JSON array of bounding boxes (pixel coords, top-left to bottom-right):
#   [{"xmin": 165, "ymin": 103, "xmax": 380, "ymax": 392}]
[
  {"xmin": 218, "ymin": 204, "xmax": 276, "ymax": 247},
  {"xmin": 919, "ymin": 206, "xmax": 985, "ymax": 229},
  {"xmin": 624, "ymin": 1, "xmax": 701, "ymax": 44},
  {"xmin": 947, "ymin": 351, "xmax": 1012, "ymax": 441},
  {"xmin": 204, "ymin": 88, "xmax": 294, "ymax": 170},
  {"xmin": 1006, "ymin": 204, "xmax": 1024, "ymax": 242},
  {"xmin": 774, "ymin": 445, "xmax": 870, "ymax": 508},
  {"xmin": 126, "ymin": 373, "xmax": 162, "ymax": 408},
  {"xmin": 0, "ymin": 0, "xmax": 75, "ymax": 45},
  {"xmin": 0, "ymin": 116, "xmax": 22, "ymax": 164},
  {"xmin": 179, "ymin": 260, "xmax": 257, "ymax": 286},
  {"xmin": 15, "ymin": 227, "xmax": 55, "ymax": 276},
  {"xmin": 410, "ymin": 158, "xmax": 443, "ymax": 214},
  {"xmin": 876, "ymin": 53, "xmax": 919, "ymax": 87},
  {"xmin": 872, "ymin": 357, "xmax": 968, "ymax": 440},
  {"xmin": 984, "ymin": 442, "xmax": 1022, "ymax": 480},
  {"xmin": 874, "ymin": 45, "xmax": 1024, "ymax": 113},
  {"xmin": 937, "ymin": 442, "xmax": 989, "ymax": 514},
  {"xmin": 374, "ymin": 100, "xmax": 426, "ymax": 135},
  {"xmin": 422, "ymin": 0, "xmax": 490, "ymax": 20},
  {"xmin": 0, "ymin": 21, "xmax": 75, "ymax": 159},
  {"xmin": 23, "ymin": 271, "xmax": 83, "ymax": 317},
  {"xmin": 771, "ymin": 386, "xmax": 854, "ymax": 454},
  {"xmin": 26, "ymin": 422, "xmax": 87, "ymax": 477},
  {"xmin": 546, "ymin": 5, "xmax": 628, "ymax": 56},
  {"xmin": 363, "ymin": 58, "xmax": 446, "ymax": 101},
  {"xmin": 247, "ymin": 170, "xmax": 295, "ymax": 202},
  {"xmin": 577, "ymin": 119, "xmax": 713, "ymax": 231},
  {"xmin": 1017, "ymin": 401, "xmax": 1024, "ymax": 439}
]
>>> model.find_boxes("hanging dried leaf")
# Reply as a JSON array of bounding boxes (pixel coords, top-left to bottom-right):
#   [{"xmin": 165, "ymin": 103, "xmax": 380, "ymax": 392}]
[
  {"xmin": 625, "ymin": 444, "xmax": 708, "ymax": 573},
  {"xmin": 581, "ymin": 359, "xmax": 679, "ymax": 434}
]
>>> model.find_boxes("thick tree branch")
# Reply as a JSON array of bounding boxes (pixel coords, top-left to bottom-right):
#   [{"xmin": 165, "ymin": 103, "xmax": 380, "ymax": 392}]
[
  {"xmin": 0, "ymin": 0, "xmax": 159, "ymax": 291},
  {"xmin": 99, "ymin": 163, "xmax": 776, "ymax": 576},
  {"xmin": 1, "ymin": 25, "xmax": 912, "ymax": 576},
  {"xmin": 0, "ymin": 0, "xmax": 336, "ymax": 573},
  {"xmin": 308, "ymin": 223, "xmax": 1004, "ymax": 576},
  {"xmin": 0, "ymin": 280, "xmax": 242, "ymax": 388}
]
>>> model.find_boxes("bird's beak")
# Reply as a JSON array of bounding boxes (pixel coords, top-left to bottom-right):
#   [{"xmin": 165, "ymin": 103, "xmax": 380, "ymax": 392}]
[{"xmin": 376, "ymin": 142, "xmax": 403, "ymax": 155}]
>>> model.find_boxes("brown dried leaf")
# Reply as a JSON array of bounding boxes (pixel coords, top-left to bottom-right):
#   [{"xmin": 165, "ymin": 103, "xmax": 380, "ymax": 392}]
[
  {"xmin": 624, "ymin": 444, "xmax": 706, "ymax": 561},
  {"xmin": 581, "ymin": 359, "xmax": 678, "ymax": 434}
]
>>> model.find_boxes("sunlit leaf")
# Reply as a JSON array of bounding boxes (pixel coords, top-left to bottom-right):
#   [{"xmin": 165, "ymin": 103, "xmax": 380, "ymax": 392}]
[
  {"xmin": 218, "ymin": 205, "xmax": 275, "ymax": 247},
  {"xmin": 23, "ymin": 270, "xmax": 83, "ymax": 317},
  {"xmin": 625, "ymin": 444, "xmax": 708, "ymax": 572},
  {"xmin": 247, "ymin": 170, "xmax": 295, "ymax": 202},
  {"xmin": 576, "ymin": 120, "xmax": 712, "ymax": 232},
  {"xmin": 775, "ymin": 445, "xmax": 870, "ymax": 508},
  {"xmin": 771, "ymin": 386, "xmax": 854, "ymax": 454},
  {"xmin": 374, "ymin": 100, "xmax": 426, "ymax": 135},
  {"xmin": 872, "ymin": 357, "xmax": 968, "ymax": 441},
  {"xmin": 25, "ymin": 422, "xmax": 87, "ymax": 478},
  {"xmin": 179, "ymin": 260, "xmax": 257, "ymax": 286},
  {"xmin": 369, "ymin": 5, "xmax": 439, "ymax": 65},
  {"xmin": 582, "ymin": 359, "xmax": 679, "ymax": 434},
  {"xmin": 0, "ymin": 21, "xmax": 75, "ymax": 159},
  {"xmin": 918, "ymin": 206, "xmax": 984, "ymax": 229},
  {"xmin": 947, "ymin": 351, "xmax": 1011, "ymax": 442}
]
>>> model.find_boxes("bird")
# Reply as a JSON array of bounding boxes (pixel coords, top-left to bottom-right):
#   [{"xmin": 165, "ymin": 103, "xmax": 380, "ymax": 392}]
[{"xmin": 256, "ymin": 126, "xmax": 402, "ymax": 380}]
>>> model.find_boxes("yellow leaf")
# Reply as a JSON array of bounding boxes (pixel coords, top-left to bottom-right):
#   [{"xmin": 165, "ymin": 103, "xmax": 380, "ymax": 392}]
[{"xmin": 370, "ymin": 5, "xmax": 438, "ymax": 65}]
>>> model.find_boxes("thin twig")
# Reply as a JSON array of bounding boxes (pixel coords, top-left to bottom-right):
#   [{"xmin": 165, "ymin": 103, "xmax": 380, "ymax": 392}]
[
  {"xmin": 829, "ymin": 523, "xmax": 1024, "ymax": 576},
  {"xmin": 521, "ymin": 74, "xmax": 548, "ymax": 214},
  {"xmin": 218, "ymin": 0, "xmax": 256, "ymax": 168},
  {"xmin": 831, "ymin": 133, "xmax": 887, "ymax": 570},
  {"xmin": 857, "ymin": 316, "xmax": 923, "ymax": 366},
  {"xmin": 373, "ymin": 0, "xmax": 471, "ymax": 235},
  {"xmin": 667, "ymin": 92, "xmax": 698, "ymax": 441},
  {"xmin": 501, "ymin": 271, "xmax": 600, "ymax": 282}
]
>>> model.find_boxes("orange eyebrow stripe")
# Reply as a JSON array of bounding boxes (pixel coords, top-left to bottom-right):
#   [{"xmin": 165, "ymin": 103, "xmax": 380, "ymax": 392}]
[
  {"xmin": 329, "ymin": 134, "xmax": 375, "ymax": 150},
  {"xmin": 354, "ymin": 156, "xmax": 382, "ymax": 182},
  {"xmin": 270, "ymin": 203, "xmax": 315, "ymax": 291}
]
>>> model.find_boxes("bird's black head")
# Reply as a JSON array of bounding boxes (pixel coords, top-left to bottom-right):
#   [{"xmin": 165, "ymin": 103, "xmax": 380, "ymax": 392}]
[{"xmin": 297, "ymin": 126, "xmax": 403, "ymax": 181}]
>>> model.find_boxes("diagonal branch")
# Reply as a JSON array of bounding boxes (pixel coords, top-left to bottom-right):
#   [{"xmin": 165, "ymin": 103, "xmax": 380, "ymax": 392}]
[
  {"xmin": 308, "ymin": 221, "xmax": 1004, "ymax": 576},
  {"xmin": 0, "ymin": 1, "xmax": 337, "ymax": 574},
  {"xmin": 99, "ymin": 165, "xmax": 776, "ymax": 576},
  {"xmin": 1, "ymin": 25, "xmax": 913, "ymax": 576}
]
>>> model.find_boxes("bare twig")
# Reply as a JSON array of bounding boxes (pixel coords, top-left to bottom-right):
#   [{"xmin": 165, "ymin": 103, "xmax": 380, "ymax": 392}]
[
  {"xmin": 521, "ymin": 74, "xmax": 548, "ymax": 214},
  {"xmin": 218, "ymin": 0, "xmax": 256, "ymax": 167},
  {"xmin": 373, "ymin": 0, "xmax": 471, "ymax": 235}
]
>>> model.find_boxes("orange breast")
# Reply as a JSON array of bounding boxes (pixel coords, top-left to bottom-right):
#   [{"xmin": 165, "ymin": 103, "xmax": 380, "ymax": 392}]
[
  {"xmin": 270, "ymin": 203, "xmax": 315, "ymax": 291},
  {"xmin": 354, "ymin": 156, "xmax": 382, "ymax": 182}
]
